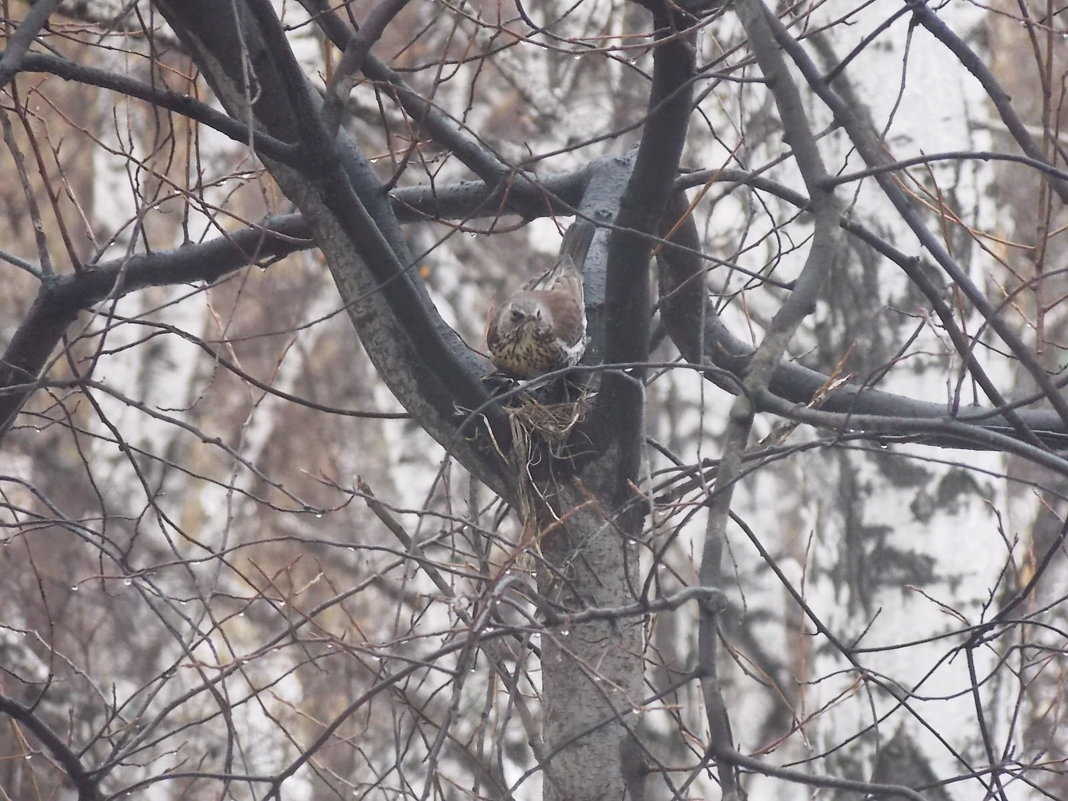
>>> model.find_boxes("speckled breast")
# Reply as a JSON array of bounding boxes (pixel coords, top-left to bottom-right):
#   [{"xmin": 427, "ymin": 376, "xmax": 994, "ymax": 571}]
[{"xmin": 488, "ymin": 326, "xmax": 573, "ymax": 379}]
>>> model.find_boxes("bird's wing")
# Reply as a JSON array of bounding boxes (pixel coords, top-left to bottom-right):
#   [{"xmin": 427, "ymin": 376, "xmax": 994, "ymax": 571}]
[{"xmin": 534, "ymin": 288, "xmax": 585, "ymax": 347}]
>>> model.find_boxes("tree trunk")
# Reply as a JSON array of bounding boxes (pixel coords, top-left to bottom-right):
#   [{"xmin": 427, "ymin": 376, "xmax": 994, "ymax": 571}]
[{"xmin": 539, "ymin": 481, "xmax": 646, "ymax": 801}]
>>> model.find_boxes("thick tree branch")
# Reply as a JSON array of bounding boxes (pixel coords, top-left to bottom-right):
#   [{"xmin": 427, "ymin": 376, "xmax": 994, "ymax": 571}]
[
  {"xmin": 153, "ymin": 0, "xmax": 513, "ymax": 493},
  {"xmin": 571, "ymin": 152, "xmax": 637, "ymax": 367},
  {"xmin": 753, "ymin": 389, "xmax": 1068, "ymax": 478},
  {"xmin": 319, "ymin": 0, "xmax": 410, "ymax": 140},
  {"xmin": 0, "ymin": 695, "xmax": 103, "ymax": 801},
  {"xmin": 766, "ymin": 4, "xmax": 1068, "ymax": 430},
  {"xmin": 712, "ymin": 745, "xmax": 926, "ymax": 801},
  {"xmin": 0, "ymin": 0, "xmax": 62, "ymax": 89},
  {"xmin": 697, "ymin": 1, "xmax": 845, "ymax": 795},
  {"xmin": 588, "ymin": 8, "xmax": 696, "ymax": 493},
  {"xmin": 658, "ymin": 177, "xmax": 1068, "ymax": 450}
]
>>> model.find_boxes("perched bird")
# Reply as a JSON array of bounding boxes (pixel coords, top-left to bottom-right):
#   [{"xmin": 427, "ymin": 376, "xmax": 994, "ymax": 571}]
[{"xmin": 486, "ymin": 221, "xmax": 594, "ymax": 379}]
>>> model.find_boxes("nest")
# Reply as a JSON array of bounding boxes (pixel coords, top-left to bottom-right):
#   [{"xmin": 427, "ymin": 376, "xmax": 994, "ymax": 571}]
[
  {"xmin": 495, "ymin": 389, "xmax": 594, "ymax": 554},
  {"xmin": 505, "ymin": 390, "xmax": 592, "ymax": 453}
]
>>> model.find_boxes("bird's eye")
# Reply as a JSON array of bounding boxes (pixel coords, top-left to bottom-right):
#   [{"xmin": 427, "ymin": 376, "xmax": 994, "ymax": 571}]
[{"xmin": 510, "ymin": 308, "xmax": 524, "ymax": 321}]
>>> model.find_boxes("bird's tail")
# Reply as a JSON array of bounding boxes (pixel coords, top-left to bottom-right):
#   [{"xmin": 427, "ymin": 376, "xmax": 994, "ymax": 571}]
[
  {"xmin": 524, "ymin": 219, "xmax": 596, "ymax": 295},
  {"xmin": 558, "ymin": 219, "xmax": 596, "ymax": 270}
]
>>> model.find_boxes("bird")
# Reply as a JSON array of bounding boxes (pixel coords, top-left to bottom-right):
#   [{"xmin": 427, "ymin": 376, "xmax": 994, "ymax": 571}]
[{"xmin": 486, "ymin": 221, "xmax": 594, "ymax": 380}]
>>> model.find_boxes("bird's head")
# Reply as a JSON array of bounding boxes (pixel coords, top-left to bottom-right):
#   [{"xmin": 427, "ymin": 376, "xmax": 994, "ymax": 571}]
[{"xmin": 497, "ymin": 296, "xmax": 545, "ymax": 335}]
